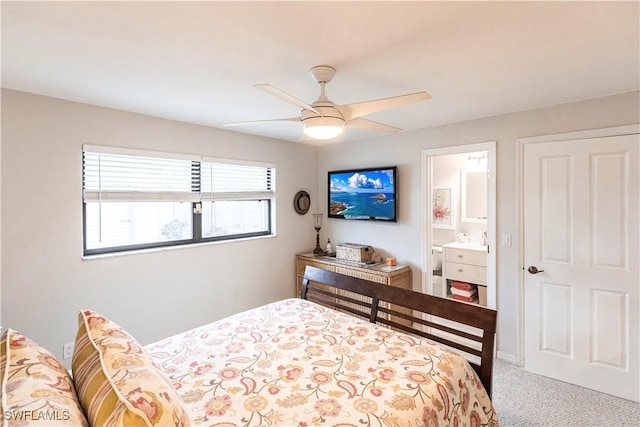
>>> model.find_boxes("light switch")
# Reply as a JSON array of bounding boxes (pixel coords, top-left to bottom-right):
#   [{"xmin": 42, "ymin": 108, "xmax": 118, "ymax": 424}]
[{"xmin": 501, "ymin": 234, "xmax": 512, "ymax": 247}]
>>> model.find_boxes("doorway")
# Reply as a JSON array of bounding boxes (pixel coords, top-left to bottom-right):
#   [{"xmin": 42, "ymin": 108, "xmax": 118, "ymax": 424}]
[
  {"xmin": 519, "ymin": 125, "xmax": 639, "ymax": 402},
  {"xmin": 421, "ymin": 142, "xmax": 497, "ymax": 309}
]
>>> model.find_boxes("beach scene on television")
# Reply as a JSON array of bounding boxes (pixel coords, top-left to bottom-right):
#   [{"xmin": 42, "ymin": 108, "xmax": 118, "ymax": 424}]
[{"xmin": 329, "ymin": 168, "xmax": 396, "ymax": 220}]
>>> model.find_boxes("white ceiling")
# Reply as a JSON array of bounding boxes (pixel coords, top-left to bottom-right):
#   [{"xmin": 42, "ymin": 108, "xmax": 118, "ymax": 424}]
[{"xmin": 2, "ymin": 1, "xmax": 639, "ymax": 145}]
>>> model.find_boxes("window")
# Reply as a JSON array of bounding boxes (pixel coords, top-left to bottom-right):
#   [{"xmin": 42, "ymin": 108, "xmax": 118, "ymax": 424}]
[{"xmin": 83, "ymin": 145, "xmax": 275, "ymax": 255}]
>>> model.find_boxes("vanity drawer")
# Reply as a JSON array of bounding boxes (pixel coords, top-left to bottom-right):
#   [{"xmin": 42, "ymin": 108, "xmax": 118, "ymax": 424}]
[
  {"xmin": 445, "ymin": 261, "xmax": 487, "ymax": 285},
  {"xmin": 445, "ymin": 248, "xmax": 487, "ymax": 266}
]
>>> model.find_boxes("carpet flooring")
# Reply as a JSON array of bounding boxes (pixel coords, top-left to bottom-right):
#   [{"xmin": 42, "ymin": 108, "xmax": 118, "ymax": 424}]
[{"xmin": 491, "ymin": 359, "xmax": 639, "ymax": 426}]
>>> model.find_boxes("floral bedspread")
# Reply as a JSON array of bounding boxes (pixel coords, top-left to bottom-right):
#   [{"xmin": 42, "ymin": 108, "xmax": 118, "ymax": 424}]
[{"xmin": 146, "ymin": 298, "xmax": 499, "ymax": 426}]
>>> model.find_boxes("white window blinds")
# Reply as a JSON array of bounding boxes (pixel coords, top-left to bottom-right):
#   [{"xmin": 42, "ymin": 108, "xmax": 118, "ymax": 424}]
[
  {"xmin": 83, "ymin": 146, "xmax": 275, "ymax": 204},
  {"xmin": 83, "ymin": 146, "xmax": 200, "ymax": 203},
  {"xmin": 200, "ymin": 159, "xmax": 275, "ymax": 202}
]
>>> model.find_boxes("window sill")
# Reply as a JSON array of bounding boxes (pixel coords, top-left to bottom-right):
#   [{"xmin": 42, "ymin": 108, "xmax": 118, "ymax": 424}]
[{"xmin": 81, "ymin": 233, "xmax": 276, "ymax": 260}]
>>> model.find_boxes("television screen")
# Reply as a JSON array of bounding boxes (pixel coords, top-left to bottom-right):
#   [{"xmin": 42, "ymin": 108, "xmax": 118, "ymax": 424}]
[{"xmin": 328, "ymin": 166, "xmax": 397, "ymax": 221}]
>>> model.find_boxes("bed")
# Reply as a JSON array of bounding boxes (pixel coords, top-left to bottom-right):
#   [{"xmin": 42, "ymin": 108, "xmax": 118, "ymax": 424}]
[
  {"xmin": 1, "ymin": 266, "xmax": 498, "ymax": 426},
  {"xmin": 146, "ymin": 266, "xmax": 499, "ymax": 426}
]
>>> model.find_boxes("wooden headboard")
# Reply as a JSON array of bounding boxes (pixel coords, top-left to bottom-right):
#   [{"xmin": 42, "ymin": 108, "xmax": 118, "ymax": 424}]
[{"xmin": 301, "ymin": 265, "xmax": 498, "ymax": 397}]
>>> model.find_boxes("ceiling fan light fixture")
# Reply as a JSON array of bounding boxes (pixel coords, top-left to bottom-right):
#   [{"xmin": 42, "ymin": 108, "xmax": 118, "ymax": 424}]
[{"xmin": 303, "ymin": 116, "xmax": 344, "ymax": 140}]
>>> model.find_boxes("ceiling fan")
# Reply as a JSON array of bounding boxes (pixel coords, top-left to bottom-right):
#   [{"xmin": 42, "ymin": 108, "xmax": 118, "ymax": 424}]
[{"xmin": 223, "ymin": 65, "xmax": 431, "ymax": 140}]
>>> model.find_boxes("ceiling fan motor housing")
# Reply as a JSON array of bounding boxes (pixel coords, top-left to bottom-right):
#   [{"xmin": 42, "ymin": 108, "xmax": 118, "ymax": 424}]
[
  {"xmin": 301, "ymin": 101, "xmax": 345, "ymax": 140},
  {"xmin": 301, "ymin": 103, "xmax": 344, "ymax": 122}
]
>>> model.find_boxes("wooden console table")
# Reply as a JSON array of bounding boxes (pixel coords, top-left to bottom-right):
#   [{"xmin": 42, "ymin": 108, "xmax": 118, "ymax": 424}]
[{"xmin": 296, "ymin": 253, "xmax": 412, "ymax": 324}]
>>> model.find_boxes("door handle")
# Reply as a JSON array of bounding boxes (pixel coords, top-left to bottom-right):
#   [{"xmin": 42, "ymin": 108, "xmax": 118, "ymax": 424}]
[{"xmin": 527, "ymin": 265, "xmax": 544, "ymax": 274}]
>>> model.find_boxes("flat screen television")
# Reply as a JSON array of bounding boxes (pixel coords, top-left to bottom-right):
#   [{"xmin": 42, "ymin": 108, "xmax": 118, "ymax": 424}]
[{"xmin": 328, "ymin": 166, "xmax": 397, "ymax": 222}]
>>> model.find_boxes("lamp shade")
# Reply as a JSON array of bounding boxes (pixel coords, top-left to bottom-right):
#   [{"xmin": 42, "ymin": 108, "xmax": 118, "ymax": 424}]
[
  {"xmin": 303, "ymin": 116, "xmax": 345, "ymax": 140},
  {"xmin": 313, "ymin": 213, "xmax": 323, "ymax": 228}
]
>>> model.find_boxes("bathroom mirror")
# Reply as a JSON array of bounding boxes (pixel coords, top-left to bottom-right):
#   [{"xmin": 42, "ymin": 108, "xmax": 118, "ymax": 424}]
[{"xmin": 461, "ymin": 169, "xmax": 487, "ymax": 223}]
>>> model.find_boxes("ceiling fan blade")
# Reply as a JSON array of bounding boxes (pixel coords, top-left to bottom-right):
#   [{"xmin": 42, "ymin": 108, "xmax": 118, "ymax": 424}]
[
  {"xmin": 222, "ymin": 117, "xmax": 301, "ymax": 127},
  {"xmin": 347, "ymin": 118, "xmax": 401, "ymax": 134},
  {"xmin": 254, "ymin": 84, "xmax": 320, "ymax": 115},
  {"xmin": 337, "ymin": 91, "xmax": 431, "ymax": 120}
]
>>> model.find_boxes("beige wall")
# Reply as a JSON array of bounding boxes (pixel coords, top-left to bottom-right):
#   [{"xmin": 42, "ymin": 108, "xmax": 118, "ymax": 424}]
[
  {"xmin": 318, "ymin": 91, "xmax": 640, "ymax": 360},
  {"xmin": 2, "ymin": 89, "xmax": 638, "ymax": 365},
  {"xmin": 0, "ymin": 89, "xmax": 318, "ymax": 365},
  {"xmin": 0, "ymin": 92, "xmax": 2, "ymax": 324}
]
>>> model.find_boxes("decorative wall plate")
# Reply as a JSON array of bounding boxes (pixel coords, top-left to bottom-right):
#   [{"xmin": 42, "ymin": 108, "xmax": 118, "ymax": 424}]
[{"xmin": 293, "ymin": 190, "xmax": 311, "ymax": 215}]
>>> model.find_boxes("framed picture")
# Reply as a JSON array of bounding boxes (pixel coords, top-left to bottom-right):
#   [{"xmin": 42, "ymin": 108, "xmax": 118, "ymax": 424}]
[{"xmin": 432, "ymin": 187, "xmax": 454, "ymax": 229}]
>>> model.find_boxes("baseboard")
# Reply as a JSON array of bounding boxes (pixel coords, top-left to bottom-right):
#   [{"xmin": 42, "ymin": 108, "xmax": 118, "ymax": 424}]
[{"xmin": 497, "ymin": 351, "xmax": 518, "ymax": 365}]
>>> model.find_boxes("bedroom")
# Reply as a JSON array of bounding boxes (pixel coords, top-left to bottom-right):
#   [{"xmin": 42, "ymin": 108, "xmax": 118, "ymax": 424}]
[{"xmin": 1, "ymin": 1, "xmax": 639, "ymax": 424}]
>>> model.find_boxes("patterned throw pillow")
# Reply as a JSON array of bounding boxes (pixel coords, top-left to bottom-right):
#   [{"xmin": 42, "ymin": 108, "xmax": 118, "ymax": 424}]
[
  {"xmin": 0, "ymin": 329, "xmax": 89, "ymax": 427},
  {"xmin": 72, "ymin": 310, "xmax": 190, "ymax": 427}
]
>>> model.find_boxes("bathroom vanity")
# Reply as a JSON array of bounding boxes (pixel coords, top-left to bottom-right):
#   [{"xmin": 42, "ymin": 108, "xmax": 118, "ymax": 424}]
[{"xmin": 441, "ymin": 242, "xmax": 488, "ymax": 306}]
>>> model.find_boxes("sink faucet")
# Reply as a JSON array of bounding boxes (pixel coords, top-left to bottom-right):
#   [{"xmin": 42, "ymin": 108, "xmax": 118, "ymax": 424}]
[{"xmin": 483, "ymin": 231, "xmax": 487, "ymax": 245}]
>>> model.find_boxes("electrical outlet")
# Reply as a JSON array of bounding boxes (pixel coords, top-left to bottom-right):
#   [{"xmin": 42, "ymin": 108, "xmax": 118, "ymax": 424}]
[{"xmin": 63, "ymin": 342, "xmax": 74, "ymax": 359}]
